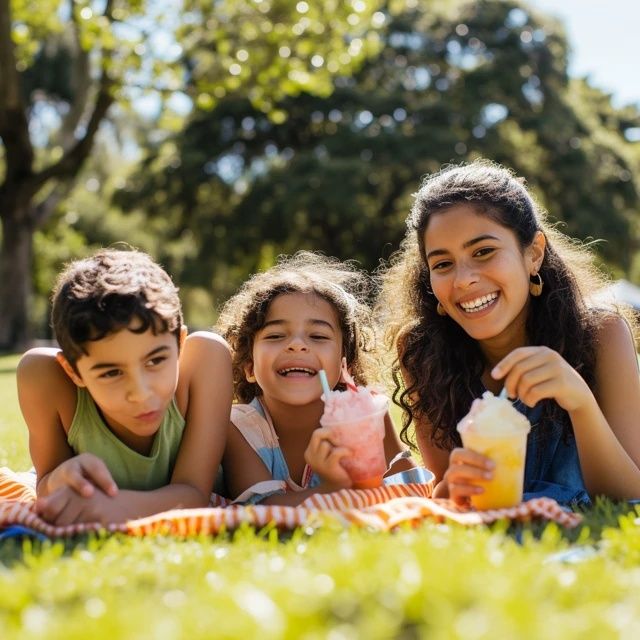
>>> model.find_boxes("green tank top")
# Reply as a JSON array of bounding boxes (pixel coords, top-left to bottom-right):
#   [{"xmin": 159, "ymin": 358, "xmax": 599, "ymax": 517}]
[{"xmin": 67, "ymin": 388, "xmax": 185, "ymax": 491}]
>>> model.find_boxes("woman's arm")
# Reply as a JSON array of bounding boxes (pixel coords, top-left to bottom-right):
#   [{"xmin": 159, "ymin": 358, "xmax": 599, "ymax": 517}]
[
  {"xmin": 571, "ymin": 314, "xmax": 640, "ymax": 498},
  {"xmin": 494, "ymin": 314, "xmax": 640, "ymax": 499}
]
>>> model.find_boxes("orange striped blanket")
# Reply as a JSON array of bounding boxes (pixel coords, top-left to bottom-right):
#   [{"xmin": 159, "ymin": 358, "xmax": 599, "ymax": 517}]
[{"xmin": 0, "ymin": 467, "xmax": 581, "ymax": 537}]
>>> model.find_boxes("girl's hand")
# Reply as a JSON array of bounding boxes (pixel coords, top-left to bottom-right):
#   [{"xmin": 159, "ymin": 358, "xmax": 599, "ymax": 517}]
[
  {"xmin": 45, "ymin": 453, "xmax": 118, "ymax": 498},
  {"xmin": 492, "ymin": 346, "xmax": 592, "ymax": 413},
  {"xmin": 304, "ymin": 428, "xmax": 353, "ymax": 491},
  {"xmin": 437, "ymin": 447, "xmax": 495, "ymax": 506}
]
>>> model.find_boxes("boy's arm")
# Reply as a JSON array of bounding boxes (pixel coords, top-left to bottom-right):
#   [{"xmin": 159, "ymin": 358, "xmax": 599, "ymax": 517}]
[
  {"xmin": 17, "ymin": 348, "xmax": 81, "ymax": 495},
  {"xmin": 169, "ymin": 331, "xmax": 234, "ymax": 504}
]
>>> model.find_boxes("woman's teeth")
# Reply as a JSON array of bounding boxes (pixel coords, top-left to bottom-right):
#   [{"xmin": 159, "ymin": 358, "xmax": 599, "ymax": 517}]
[{"xmin": 459, "ymin": 292, "xmax": 498, "ymax": 313}]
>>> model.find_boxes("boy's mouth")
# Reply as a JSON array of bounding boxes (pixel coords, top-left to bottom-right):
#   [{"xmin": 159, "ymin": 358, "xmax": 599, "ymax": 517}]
[{"xmin": 277, "ymin": 367, "xmax": 317, "ymax": 377}]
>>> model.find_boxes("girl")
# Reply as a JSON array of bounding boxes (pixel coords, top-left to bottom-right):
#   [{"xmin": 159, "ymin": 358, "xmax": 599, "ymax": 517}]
[
  {"xmin": 218, "ymin": 252, "xmax": 413, "ymax": 505},
  {"xmin": 378, "ymin": 160, "xmax": 640, "ymax": 506}
]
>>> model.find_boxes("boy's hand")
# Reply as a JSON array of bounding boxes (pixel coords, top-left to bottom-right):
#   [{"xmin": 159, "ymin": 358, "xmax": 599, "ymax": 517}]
[
  {"xmin": 436, "ymin": 447, "xmax": 495, "ymax": 506},
  {"xmin": 35, "ymin": 485, "xmax": 121, "ymax": 526},
  {"xmin": 45, "ymin": 453, "xmax": 118, "ymax": 498},
  {"xmin": 304, "ymin": 428, "xmax": 353, "ymax": 491}
]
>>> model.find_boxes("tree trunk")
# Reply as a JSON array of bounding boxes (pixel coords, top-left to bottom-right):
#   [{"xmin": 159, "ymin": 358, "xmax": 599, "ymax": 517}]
[{"xmin": 0, "ymin": 210, "xmax": 33, "ymax": 352}]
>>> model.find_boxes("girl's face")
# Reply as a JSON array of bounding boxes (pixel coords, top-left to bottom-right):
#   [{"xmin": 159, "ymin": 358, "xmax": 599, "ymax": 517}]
[
  {"xmin": 245, "ymin": 292, "xmax": 344, "ymax": 408},
  {"xmin": 423, "ymin": 203, "xmax": 545, "ymax": 348}
]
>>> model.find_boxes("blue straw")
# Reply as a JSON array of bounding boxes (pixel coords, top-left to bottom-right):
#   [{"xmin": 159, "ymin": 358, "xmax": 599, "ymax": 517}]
[{"xmin": 318, "ymin": 369, "xmax": 331, "ymax": 397}]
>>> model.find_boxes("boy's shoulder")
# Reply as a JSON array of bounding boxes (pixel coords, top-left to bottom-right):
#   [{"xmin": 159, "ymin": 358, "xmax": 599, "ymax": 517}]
[{"xmin": 17, "ymin": 347, "xmax": 78, "ymax": 427}]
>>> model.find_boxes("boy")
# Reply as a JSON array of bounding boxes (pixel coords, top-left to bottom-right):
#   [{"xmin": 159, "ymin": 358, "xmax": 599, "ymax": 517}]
[{"xmin": 17, "ymin": 248, "xmax": 232, "ymax": 525}]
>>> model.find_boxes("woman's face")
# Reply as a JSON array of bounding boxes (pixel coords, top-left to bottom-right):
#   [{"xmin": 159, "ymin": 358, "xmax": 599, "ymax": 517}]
[{"xmin": 423, "ymin": 203, "xmax": 544, "ymax": 349}]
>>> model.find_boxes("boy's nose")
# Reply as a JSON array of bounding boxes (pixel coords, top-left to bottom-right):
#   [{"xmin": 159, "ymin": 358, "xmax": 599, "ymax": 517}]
[{"xmin": 126, "ymin": 376, "xmax": 153, "ymax": 403}]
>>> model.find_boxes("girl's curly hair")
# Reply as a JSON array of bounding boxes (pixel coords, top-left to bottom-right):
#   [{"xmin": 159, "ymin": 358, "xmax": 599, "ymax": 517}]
[
  {"xmin": 216, "ymin": 251, "xmax": 378, "ymax": 403},
  {"xmin": 377, "ymin": 160, "xmax": 634, "ymax": 450}
]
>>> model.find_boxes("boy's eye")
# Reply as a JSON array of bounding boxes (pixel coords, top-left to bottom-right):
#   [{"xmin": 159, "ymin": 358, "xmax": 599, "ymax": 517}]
[
  {"xmin": 99, "ymin": 369, "xmax": 122, "ymax": 379},
  {"xmin": 147, "ymin": 356, "xmax": 167, "ymax": 367}
]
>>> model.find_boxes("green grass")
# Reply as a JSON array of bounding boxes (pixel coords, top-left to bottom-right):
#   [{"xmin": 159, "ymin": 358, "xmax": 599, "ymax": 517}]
[{"xmin": 2, "ymin": 354, "xmax": 640, "ymax": 638}]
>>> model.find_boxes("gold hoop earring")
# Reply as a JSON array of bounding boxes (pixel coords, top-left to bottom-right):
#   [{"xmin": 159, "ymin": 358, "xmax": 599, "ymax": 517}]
[
  {"xmin": 436, "ymin": 301, "xmax": 447, "ymax": 316},
  {"xmin": 529, "ymin": 273, "xmax": 544, "ymax": 297}
]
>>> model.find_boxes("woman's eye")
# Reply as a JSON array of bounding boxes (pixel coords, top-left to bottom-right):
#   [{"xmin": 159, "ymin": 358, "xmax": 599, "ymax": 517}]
[{"xmin": 474, "ymin": 247, "xmax": 495, "ymax": 258}]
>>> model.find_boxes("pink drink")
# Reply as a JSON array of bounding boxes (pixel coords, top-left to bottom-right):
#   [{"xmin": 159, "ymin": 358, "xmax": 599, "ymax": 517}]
[{"xmin": 320, "ymin": 388, "xmax": 388, "ymax": 489}]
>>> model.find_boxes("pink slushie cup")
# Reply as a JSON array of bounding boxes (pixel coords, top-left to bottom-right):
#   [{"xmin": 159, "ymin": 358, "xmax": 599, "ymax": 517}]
[{"xmin": 320, "ymin": 388, "xmax": 388, "ymax": 489}]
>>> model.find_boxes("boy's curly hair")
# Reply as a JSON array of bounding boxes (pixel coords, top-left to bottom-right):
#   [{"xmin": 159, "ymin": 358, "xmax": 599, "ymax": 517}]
[
  {"xmin": 52, "ymin": 248, "xmax": 183, "ymax": 370},
  {"xmin": 216, "ymin": 251, "xmax": 377, "ymax": 403},
  {"xmin": 377, "ymin": 160, "xmax": 635, "ymax": 450}
]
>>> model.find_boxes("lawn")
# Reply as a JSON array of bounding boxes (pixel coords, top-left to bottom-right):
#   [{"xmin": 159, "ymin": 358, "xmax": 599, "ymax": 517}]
[{"xmin": 1, "ymin": 353, "xmax": 639, "ymax": 639}]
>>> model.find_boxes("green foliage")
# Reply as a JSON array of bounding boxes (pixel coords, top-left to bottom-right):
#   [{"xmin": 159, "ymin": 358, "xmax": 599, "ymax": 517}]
[{"xmin": 116, "ymin": 0, "xmax": 640, "ymax": 310}]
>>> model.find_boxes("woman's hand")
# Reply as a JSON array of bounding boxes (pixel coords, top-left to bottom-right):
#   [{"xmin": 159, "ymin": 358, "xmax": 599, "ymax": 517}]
[
  {"xmin": 436, "ymin": 447, "xmax": 495, "ymax": 506},
  {"xmin": 304, "ymin": 428, "xmax": 353, "ymax": 492},
  {"xmin": 492, "ymin": 346, "xmax": 592, "ymax": 413}
]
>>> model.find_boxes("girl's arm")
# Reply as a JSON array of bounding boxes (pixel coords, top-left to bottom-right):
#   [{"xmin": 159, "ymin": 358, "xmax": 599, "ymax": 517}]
[{"xmin": 224, "ymin": 422, "xmax": 350, "ymax": 507}]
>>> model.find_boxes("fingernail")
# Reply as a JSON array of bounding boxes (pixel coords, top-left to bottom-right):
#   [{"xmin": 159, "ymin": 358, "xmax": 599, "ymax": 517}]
[
  {"xmin": 491, "ymin": 366, "xmax": 500, "ymax": 377},
  {"xmin": 483, "ymin": 471, "xmax": 493, "ymax": 479}
]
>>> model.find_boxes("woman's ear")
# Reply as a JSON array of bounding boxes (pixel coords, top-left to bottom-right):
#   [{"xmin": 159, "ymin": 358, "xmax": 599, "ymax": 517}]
[
  {"xmin": 244, "ymin": 362, "xmax": 256, "ymax": 383},
  {"xmin": 528, "ymin": 231, "xmax": 546, "ymax": 273},
  {"xmin": 55, "ymin": 352, "xmax": 86, "ymax": 387}
]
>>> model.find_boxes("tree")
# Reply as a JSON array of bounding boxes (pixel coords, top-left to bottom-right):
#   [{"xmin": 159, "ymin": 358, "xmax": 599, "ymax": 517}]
[
  {"xmin": 117, "ymin": 0, "xmax": 640, "ymax": 300},
  {"xmin": 0, "ymin": 0, "xmax": 386, "ymax": 350}
]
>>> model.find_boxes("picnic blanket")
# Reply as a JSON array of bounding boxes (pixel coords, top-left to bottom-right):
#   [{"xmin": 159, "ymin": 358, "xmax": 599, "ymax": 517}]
[{"xmin": 0, "ymin": 467, "xmax": 582, "ymax": 538}]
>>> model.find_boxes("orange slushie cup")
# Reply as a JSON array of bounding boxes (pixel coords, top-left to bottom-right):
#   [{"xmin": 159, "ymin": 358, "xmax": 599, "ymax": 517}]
[
  {"xmin": 457, "ymin": 392, "xmax": 531, "ymax": 510},
  {"xmin": 320, "ymin": 389, "xmax": 388, "ymax": 489}
]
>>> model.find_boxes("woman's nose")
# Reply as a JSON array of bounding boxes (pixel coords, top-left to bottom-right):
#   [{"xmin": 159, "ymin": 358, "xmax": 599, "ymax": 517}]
[{"xmin": 454, "ymin": 262, "xmax": 479, "ymax": 289}]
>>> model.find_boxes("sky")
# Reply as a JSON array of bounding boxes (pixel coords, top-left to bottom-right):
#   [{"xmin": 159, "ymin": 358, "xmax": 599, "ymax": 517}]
[{"xmin": 526, "ymin": 0, "xmax": 640, "ymax": 108}]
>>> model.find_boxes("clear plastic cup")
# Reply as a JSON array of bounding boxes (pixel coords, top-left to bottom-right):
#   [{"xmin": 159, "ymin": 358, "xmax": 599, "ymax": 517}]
[
  {"xmin": 460, "ymin": 429, "xmax": 528, "ymax": 510},
  {"xmin": 321, "ymin": 395, "xmax": 388, "ymax": 489}
]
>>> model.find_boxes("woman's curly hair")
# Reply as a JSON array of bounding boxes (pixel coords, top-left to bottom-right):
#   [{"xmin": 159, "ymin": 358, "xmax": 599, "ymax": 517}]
[
  {"xmin": 377, "ymin": 160, "xmax": 634, "ymax": 450},
  {"xmin": 216, "ymin": 251, "xmax": 378, "ymax": 403}
]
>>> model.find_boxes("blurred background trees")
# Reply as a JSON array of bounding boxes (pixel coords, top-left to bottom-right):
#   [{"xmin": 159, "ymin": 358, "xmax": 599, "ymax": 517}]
[{"xmin": 1, "ymin": 0, "xmax": 639, "ymax": 350}]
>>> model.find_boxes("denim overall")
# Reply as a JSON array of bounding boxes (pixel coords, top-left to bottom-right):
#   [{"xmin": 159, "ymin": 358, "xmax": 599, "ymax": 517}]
[{"xmin": 515, "ymin": 399, "xmax": 591, "ymax": 507}]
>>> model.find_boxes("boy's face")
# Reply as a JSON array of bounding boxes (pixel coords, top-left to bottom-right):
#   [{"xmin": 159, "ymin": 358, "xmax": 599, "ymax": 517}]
[{"xmin": 60, "ymin": 321, "xmax": 181, "ymax": 452}]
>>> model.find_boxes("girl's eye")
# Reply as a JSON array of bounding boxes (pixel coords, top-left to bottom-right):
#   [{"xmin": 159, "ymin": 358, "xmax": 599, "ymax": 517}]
[
  {"xmin": 263, "ymin": 333, "xmax": 284, "ymax": 340},
  {"xmin": 431, "ymin": 260, "xmax": 452, "ymax": 271},
  {"xmin": 310, "ymin": 334, "xmax": 331, "ymax": 340}
]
